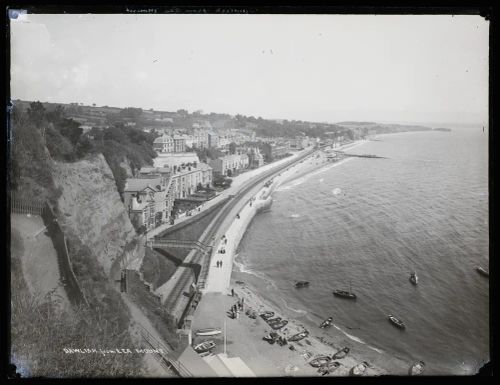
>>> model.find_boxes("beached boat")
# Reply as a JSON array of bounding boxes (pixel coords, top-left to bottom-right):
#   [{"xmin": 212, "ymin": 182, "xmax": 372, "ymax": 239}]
[
  {"xmin": 332, "ymin": 347, "xmax": 350, "ymax": 359},
  {"xmin": 318, "ymin": 361, "xmax": 341, "ymax": 375},
  {"xmin": 409, "ymin": 361, "xmax": 425, "ymax": 375},
  {"xmin": 267, "ymin": 317, "xmax": 282, "ymax": 325},
  {"xmin": 295, "ymin": 281, "xmax": 310, "ymax": 288},
  {"xmin": 195, "ymin": 328, "xmax": 221, "ymax": 337},
  {"xmin": 350, "ymin": 361, "xmax": 369, "ymax": 376},
  {"xmin": 320, "ymin": 317, "xmax": 333, "ymax": 328},
  {"xmin": 409, "ymin": 272, "xmax": 418, "ymax": 285},
  {"xmin": 263, "ymin": 332, "xmax": 278, "ymax": 344},
  {"xmin": 270, "ymin": 320, "xmax": 288, "ymax": 330},
  {"xmin": 193, "ymin": 340, "xmax": 216, "ymax": 353},
  {"xmin": 263, "ymin": 336, "xmax": 276, "ymax": 344},
  {"xmin": 388, "ymin": 315, "xmax": 406, "ymax": 329},
  {"xmin": 333, "ymin": 281, "xmax": 356, "ymax": 299},
  {"xmin": 260, "ymin": 311, "xmax": 275, "ymax": 320},
  {"xmin": 245, "ymin": 309, "xmax": 258, "ymax": 319},
  {"xmin": 288, "ymin": 330, "xmax": 309, "ymax": 342},
  {"xmin": 309, "ymin": 355, "xmax": 332, "ymax": 367},
  {"xmin": 476, "ymin": 266, "xmax": 489, "ymax": 277}
]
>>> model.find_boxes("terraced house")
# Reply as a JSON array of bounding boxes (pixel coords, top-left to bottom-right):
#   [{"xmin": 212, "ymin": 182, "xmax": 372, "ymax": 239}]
[{"xmin": 123, "ymin": 174, "xmax": 174, "ymax": 231}]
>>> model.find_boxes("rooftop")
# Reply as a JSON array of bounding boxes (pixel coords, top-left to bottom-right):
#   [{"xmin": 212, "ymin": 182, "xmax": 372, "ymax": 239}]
[{"xmin": 124, "ymin": 178, "xmax": 163, "ymax": 192}]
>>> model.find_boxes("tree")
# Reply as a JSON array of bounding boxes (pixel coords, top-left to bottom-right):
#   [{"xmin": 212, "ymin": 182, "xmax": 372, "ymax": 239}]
[
  {"xmin": 75, "ymin": 136, "xmax": 95, "ymax": 158},
  {"xmin": 27, "ymin": 101, "xmax": 46, "ymax": 126},
  {"xmin": 59, "ymin": 119, "xmax": 83, "ymax": 146},
  {"xmin": 229, "ymin": 142, "xmax": 237, "ymax": 155}
]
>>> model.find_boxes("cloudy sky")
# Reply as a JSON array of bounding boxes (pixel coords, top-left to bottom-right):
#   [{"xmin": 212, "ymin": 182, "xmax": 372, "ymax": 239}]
[{"xmin": 10, "ymin": 13, "xmax": 488, "ymax": 126}]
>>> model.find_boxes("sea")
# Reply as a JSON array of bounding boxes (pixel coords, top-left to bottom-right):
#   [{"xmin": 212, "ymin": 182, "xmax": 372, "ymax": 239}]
[{"xmin": 233, "ymin": 126, "xmax": 489, "ymax": 375}]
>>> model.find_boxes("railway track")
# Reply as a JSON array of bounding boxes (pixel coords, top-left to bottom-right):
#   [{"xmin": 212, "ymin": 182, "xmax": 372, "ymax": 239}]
[{"xmin": 161, "ymin": 148, "xmax": 317, "ymax": 314}]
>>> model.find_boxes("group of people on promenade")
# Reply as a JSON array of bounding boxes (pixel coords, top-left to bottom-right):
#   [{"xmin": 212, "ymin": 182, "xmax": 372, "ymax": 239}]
[
  {"xmin": 215, "ymin": 234, "xmax": 229, "ymax": 268},
  {"xmin": 228, "ymin": 295, "xmax": 245, "ymax": 319}
]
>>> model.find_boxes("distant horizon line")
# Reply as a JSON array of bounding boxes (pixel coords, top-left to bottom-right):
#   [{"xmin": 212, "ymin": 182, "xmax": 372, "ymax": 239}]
[{"xmin": 11, "ymin": 98, "xmax": 486, "ymax": 130}]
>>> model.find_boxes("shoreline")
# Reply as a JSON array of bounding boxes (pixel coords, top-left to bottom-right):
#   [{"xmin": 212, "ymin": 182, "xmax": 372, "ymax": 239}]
[{"xmin": 192, "ymin": 139, "xmax": 414, "ymax": 376}]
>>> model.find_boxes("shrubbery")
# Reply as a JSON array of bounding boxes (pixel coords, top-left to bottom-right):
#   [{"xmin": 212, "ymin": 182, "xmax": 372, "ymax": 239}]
[{"xmin": 10, "ymin": 230, "xmax": 144, "ymax": 377}]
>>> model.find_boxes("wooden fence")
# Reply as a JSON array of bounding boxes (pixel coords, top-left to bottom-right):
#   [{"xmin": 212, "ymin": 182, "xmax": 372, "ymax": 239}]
[
  {"xmin": 10, "ymin": 197, "xmax": 45, "ymax": 216},
  {"xmin": 41, "ymin": 204, "xmax": 89, "ymax": 307}
]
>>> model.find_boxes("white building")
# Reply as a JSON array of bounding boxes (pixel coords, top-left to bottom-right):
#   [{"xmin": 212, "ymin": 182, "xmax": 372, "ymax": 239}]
[
  {"xmin": 153, "ymin": 134, "xmax": 175, "ymax": 153},
  {"xmin": 209, "ymin": 153, "xmax": 249, "ymax": 176},
  {"xmin": 153, "ymin": 152, "xmax": 201, "ymax": 169}
]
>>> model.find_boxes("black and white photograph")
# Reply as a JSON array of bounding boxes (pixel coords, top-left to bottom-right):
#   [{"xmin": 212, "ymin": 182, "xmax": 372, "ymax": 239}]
[{"xmin": 7, "ymin": 8, "xmax": 490, "ymax": 377}]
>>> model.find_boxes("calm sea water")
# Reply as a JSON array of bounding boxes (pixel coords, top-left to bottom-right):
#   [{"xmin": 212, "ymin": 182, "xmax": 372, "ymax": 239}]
[{"xmin": 233, "ymin": 128, "xmax": 489, "ymax": 375}]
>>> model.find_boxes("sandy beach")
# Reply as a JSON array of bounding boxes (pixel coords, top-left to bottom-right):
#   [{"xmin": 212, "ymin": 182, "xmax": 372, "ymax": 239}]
[{"xmin": 190, "ymin": 139, "xmax": 416, "ymax": 377}]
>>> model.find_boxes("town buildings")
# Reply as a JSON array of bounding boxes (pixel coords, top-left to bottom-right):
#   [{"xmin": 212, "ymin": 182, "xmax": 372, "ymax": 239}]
[
  {"xmin": 153, "ymin": 134, "xmax": 175, "ymax": 153},
  {"xmin": 209, "ymin": 153, "xmax": 249, "ymax": 176},
  {"xmin": 270, "ymin": 143, "xmax": 289, "ymax": 159},
  {"xmin": 124, "ymin": 161, "xmax": 214, "ymax": 230},
  {"xmin": 247, "ymin": 147, "xmax": 265, "ymax": 168},
  {"xmin": 153, "ymin": 153, "xmax": 201, "ymax": 169},
  {"xmin": 207, "ymin": 131, "xmax": 219, "ymax": 148},
  {"xmin": 123, "ymin": 173, "xmax": 174, "ymax": 231},
  {"xmin": 153, "ymin": 133, "xmax": 187, "ymax": 153}
]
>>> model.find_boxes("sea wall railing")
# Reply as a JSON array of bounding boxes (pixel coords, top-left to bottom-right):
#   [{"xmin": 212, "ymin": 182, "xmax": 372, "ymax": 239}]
[{"xmin": 138, "ymin": 324, "xmax": 193, "ymax": 377}]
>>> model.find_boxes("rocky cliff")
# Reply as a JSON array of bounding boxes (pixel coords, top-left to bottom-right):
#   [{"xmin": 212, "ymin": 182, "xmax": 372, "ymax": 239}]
[{"xmin": 52, "ymin": 154, "xmax": 138, "ymax": 277}]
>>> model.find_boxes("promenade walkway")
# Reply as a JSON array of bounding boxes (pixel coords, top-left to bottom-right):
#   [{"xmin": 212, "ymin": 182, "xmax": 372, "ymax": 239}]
[{"xmin": 204, "ymin": 185, "xmax": 271, "ymax": 294}]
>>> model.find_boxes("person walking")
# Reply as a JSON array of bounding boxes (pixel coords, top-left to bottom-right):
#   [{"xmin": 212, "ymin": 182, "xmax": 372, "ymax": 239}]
[
  {"xmin": 220, "ymin": 260, "xmax": 223, "ymax": 267},
  {"xmin": 231, "ymin": 288, "xmax": 234, "ymax": 297}
]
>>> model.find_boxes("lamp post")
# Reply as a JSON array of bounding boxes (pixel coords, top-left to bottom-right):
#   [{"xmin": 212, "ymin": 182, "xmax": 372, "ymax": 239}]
[{"xmin": 224, "ymin": 319, "xmax": 227, "ymax": 356}]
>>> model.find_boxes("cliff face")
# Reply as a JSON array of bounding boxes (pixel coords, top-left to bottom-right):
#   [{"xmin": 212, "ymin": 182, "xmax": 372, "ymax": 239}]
[{"xmin": 52, "ymin": 154, "xmax": 137, "ymax": 277}]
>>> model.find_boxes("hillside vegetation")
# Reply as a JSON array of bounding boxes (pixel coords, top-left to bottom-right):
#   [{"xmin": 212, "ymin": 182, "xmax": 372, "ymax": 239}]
[
  {"xmin": 10, "ymin": 101, "xmax": 157, "ymax": 199},
  {"xmin": 9, "ymin": 102, "xmax": 158, "ymax": 376}
]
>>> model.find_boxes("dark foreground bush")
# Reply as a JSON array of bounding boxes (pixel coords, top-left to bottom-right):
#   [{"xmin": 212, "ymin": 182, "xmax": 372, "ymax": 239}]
[{"xmin": 11, "ymin": 291, "xmax": 144, "ymax": 377}]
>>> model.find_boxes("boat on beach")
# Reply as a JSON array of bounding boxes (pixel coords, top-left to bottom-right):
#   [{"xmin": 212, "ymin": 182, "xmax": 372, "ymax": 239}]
[
  {"xmin": 295, "ymin": 281, "xmax": 310, "ymax": 288},
  {"xmin": 409, "ymin": 361, "xmax": 425, "ymax": 375},
  {"xmin": 332, "ymin": 347, "xmax": 350, "ymax": 359},
  {"xmin": 309, "ymin": 355, "xmax": 331, "ymax": 367},
  {"xmin": 195, "ymin": 328, "xmax": 221, "ymax": 336},
  {"xmin": 333, "ymin": 281, "xmax": 356, "ymax": 299},
  {"xmin": 263, "ymin": 332, "xmax": 279, "ymax": 344},
  {"xmin": 260, "ymin": 311, "xmax": 275, "ymax": 320},
  {"xmin": 193, "ymin": 340, "xmax": 216, "ymax": 354},
  {"xmin": 476, "ymin": 266, "xmax": 489, "ymax": 277},
  {"xmin": 267, "ymin": 317, "xmax": 282, "ymax": 325},
  {"xmin": 270, "ymin": 320, "xmax": 288, "ymax": 330},
  {"xmin": 350, "ymin": 361, "xmax": 369, "ymax": 376},
  {"xmin": 318, "ymin": 361, "xmax": 341, "ymax": 375},
  {"xmin": 288, "ymin": 330, "xmax": 309, "ymax": 342},
  {"xmin": 320, "ymin": 317, "xmax": 333, "ymax": 328},
  {"xmin": 388, "ymin": 315, "xmax": 406, "ymax": 329},
  {"xmin": 409, "ymin": 272, "xmax": 418, "ymax": 285}
]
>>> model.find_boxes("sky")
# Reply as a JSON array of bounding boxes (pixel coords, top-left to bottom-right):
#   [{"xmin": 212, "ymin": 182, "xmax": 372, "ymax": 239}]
[{"xmin": 10, "ymin": 13, "xmax": 489, "ymax": 126}]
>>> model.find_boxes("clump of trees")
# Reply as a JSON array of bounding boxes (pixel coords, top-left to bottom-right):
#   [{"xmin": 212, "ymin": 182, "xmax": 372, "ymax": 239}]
[
  {"xmin": 91, "ymin": 123, "xmax": 157, "ymax": 195},
  {"xmin": 213, "ymin": 175, "xmax": 232, "ymax": 188},
  {"xmin": 10, "ymin": 102, "xmax": 66, "ymax": 202},
  {"xmin": 193, "ymin": 147, "xmax": 223, "ymax": 162},
  {"xmin": 10, "ymin": 101, "xmax": 158, "ymax": 198}
]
